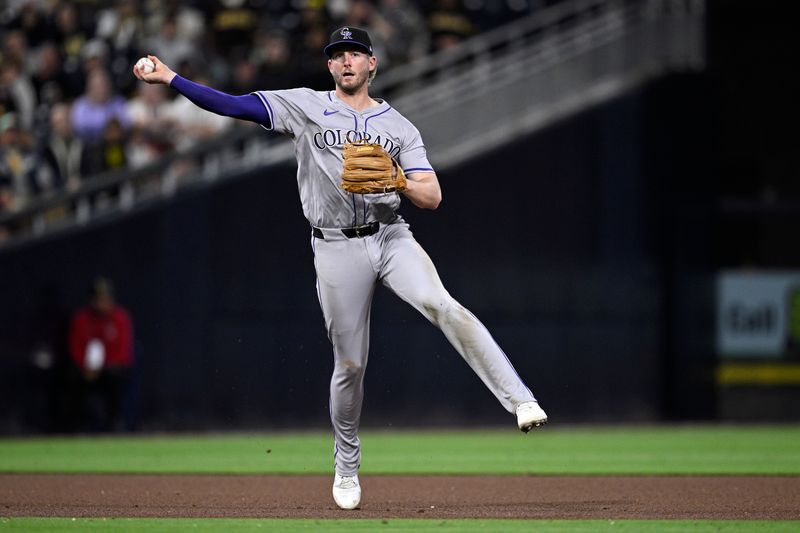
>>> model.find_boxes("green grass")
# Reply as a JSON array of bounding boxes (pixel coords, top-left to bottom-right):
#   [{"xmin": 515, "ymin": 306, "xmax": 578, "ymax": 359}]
[
  {"xmin": 1, "ymin": 519, "xmax": 799, "ymax": 532},
  {"xmin": 0, "ymin": 426, "xmax": 799, "ymax": 475}
]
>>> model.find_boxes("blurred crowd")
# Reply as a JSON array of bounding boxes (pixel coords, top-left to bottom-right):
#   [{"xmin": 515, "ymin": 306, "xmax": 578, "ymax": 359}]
[{"xmin": 0, "ymin": 0, "xmax": 550, "ymax": 231}]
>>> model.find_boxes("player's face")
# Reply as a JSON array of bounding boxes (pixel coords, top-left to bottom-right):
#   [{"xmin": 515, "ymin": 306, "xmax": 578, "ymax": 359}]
[{"xmin": 328, "ymin": 50, "xmax": 375, "ymax": 94}]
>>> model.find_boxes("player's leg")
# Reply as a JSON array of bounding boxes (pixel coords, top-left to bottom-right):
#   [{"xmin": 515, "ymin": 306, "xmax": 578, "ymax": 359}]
[
  {"xmin": 378, "ymin": 224, "xmax": 538, "ymax": 414},
  {"xmin": 312, "ymin": 235, "xmax": 377, "ymax": 478}
]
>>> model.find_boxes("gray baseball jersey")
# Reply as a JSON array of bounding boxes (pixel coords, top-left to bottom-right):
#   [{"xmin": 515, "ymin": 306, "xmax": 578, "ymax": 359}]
[
  {"xmin": 252, "ymin": 88, "xmax": 433, "ymax": 228},
  {"xmin": 253, "ymin": 87, "xmax": 537, "ymax": 478}
]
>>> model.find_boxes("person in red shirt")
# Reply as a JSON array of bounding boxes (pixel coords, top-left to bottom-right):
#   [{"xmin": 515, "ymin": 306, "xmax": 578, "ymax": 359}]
[{"xmin": 68, "ymin": 277, "xmax": 134, "ymax": 431}]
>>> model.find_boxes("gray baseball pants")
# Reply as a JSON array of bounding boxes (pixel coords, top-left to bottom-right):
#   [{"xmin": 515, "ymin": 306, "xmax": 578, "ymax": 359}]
[{"xmin": 312, "ymin": 222, "xmax": 536, "ymax": 476}]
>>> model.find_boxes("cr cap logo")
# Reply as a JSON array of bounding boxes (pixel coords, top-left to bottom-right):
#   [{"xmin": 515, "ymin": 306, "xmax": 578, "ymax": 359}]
[{"xmin": 341, "ymin": 27, "xmax": 353, "ymax": 39}]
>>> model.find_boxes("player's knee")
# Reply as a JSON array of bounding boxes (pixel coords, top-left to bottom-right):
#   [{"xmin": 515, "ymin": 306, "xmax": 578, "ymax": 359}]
[{"xmin": 335, "ymin": 358, "xmax": 365, "ymax": 377}]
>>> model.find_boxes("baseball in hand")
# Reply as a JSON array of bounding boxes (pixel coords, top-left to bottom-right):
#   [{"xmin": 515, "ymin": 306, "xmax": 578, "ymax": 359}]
[{"xmin": 136, "ymin": 57, "xmax": 155, "ymax": 74}]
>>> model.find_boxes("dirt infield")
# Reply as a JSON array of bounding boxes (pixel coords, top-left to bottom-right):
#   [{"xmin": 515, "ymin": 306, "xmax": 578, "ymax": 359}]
[{"xmin": 2, "ymin": 474, "xmax": 799, "ymax": 520}]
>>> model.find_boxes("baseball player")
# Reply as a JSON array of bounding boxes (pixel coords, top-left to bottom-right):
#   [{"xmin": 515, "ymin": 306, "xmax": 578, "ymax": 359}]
[{"xmin": 134, "ymin": 26, "xmax": 547, "ymax": 510}]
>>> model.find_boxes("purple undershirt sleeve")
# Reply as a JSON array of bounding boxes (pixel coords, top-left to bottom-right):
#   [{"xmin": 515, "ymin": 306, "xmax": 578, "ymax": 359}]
[{"xmin": 170, "ymin": 75, "xmax": 270, "ymax": 127}]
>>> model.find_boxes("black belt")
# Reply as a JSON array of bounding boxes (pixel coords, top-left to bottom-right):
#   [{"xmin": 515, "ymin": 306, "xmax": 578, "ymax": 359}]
[{"xmin": 312, "ymin": 221, "xmax": 380, "ymax": 239}]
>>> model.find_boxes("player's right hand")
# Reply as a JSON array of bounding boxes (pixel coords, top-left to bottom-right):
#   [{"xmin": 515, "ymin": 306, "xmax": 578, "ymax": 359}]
[{"xmin": 133, "ymin": 55, "xmax": 176, "ymax": 86}]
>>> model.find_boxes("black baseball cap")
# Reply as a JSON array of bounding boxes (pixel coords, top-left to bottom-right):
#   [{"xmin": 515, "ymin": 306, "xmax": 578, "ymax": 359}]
[{"xmin": 324, "ymin": 27, "xmax": 373, "ymax": 58}]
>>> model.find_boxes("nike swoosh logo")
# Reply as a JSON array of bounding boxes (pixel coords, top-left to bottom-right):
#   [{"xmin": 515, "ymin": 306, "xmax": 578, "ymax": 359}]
[{"xmin": 323, "ymin": 109, "xmax": 339, "ymax": 116}]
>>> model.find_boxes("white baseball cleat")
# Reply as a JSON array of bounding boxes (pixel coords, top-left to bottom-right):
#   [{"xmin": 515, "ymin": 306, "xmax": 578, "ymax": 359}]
[
  {"xmin": 332, "ymin": 473, "xmax": 361, "ymax": 510},
  {"xmin": 516, "ymin": 401, "xmax": 548, "ymax": 432}
]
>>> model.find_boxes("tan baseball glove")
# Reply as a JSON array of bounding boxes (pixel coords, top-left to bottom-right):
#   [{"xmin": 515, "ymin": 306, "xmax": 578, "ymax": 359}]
[{"xmin": 341, "ymin": 142, "xmax": 407, "ymax": 194}]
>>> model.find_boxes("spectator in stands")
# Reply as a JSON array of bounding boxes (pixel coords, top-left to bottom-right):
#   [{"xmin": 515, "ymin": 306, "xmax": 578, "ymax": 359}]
[
  {"xmin": 95, "ymin": 0, "xmax": 145, "ymax": 94},
  {"xmin": 378, "ymin": 0, "xmax": 429, "ymax": 65},
  {"xmin": 226, "ymin": 55, "xmax": 261, "ymax": 94},
  {"xmin": 209, "ymin": 0, "xmax": 261, "ymax": 61},
  {"xmin": 95, "ymin": 0, "xmax": 144, "ymax": 55},
  {"xmin": 0, "ymin": 61, "xmax": 19, "ymax": 119},
  {"xmin": 2, "ymin": 30, "xmax": 34, "ymax": 75},
  {"xmin": 295, "ymin": 5, "xmax": 331, "ymax": 43},
  {"xmin": 145, "ymin": 16, "xmax": 195, "ymax": 71},
  {"xmin": 31, "ymin": 42, "xmax": 70, "ymax": 127},
  {"xmin": 41, "ymin": 103, "xmax": 83, "ymax": 191},
  {"xmin": 296, "ymin": 24, "xmax": 333, "ymax": 90},
  {"xmin": 80, "ymin": 39, "xmax": 112, "ymax": 79},
  {"xmin": 173, "ymin": 56, "xmax": 201, "ymax": 83},
  {"xmin": 251, "ymin": 30, "xmax": 299, "ymax": 90},
  {"xmin": 53, "ymin": 2, "xmax": 91, "ymax": 96},
  {"xmin": 144, "ymin": 0, "xmax": 205, "ymax": 45},
  {"xmin": 68, "ymin": 277, "xmax": 135, "ymax": 432},
  {"xmin": 6, "ymin": 1, "xmax": 56, "ymax": 49},
  {"xmin": 426, "ymin": 0, "xmax": 476, "ymax": 52},
  {"xmin": 0, "ymin": 59, "xmax": 37, "ymax": 132},
  {"xmin": 70, "ymin": 69, "xmax": 131, "ymax": 144},
  {"xmin": 0, "ymin": 112, "xmax": 40, "ymax": 210},
  {"xmin": 127, "ymin": 82, "xmax": 176, "ymax": 157},
  {"xmin": 80, "ymin": 118, "xmax": 129, "ymax": 176}
]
